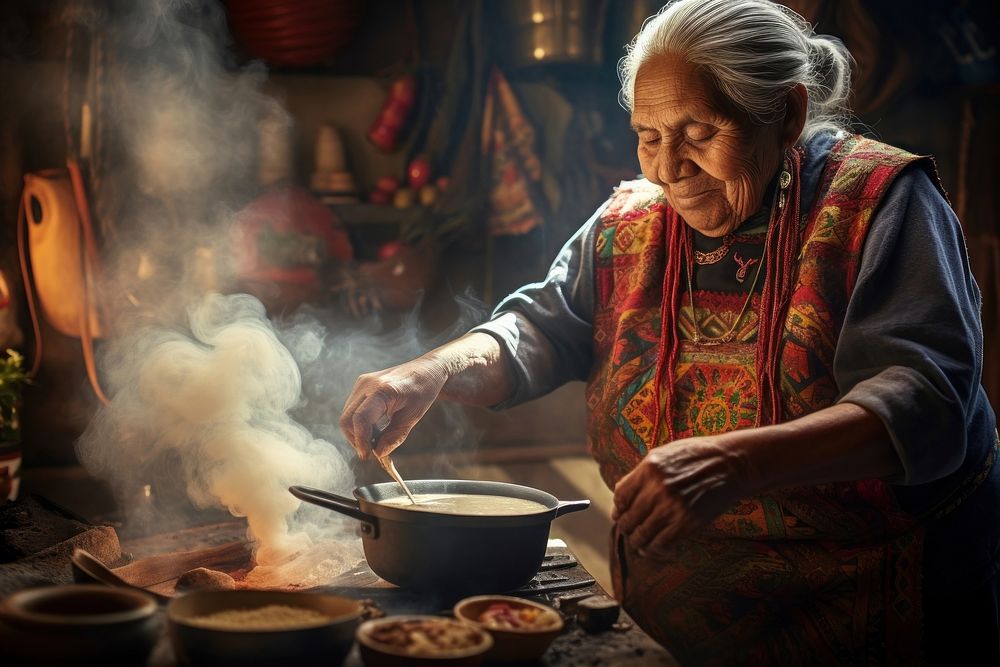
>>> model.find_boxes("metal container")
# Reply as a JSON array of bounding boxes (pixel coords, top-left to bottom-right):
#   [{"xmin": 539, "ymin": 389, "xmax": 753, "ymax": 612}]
[
  {"xmin": 498, "ymin": 0, "xmax": 607, "ymax": 67},
  {"xmin": 290, "ymin": 480, "xmax": 590, "ymax": 596}
]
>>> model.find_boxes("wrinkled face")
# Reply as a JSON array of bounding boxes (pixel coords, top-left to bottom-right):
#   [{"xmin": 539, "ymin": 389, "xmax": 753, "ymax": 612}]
[{"xmin": 631, "ymin": 54, "xmax": 786, "ymax": 237}]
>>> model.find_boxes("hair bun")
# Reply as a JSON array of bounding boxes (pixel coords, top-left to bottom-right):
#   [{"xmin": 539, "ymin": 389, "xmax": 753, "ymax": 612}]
[
  {"xmin": 806, "ymin": 34, "xmax": 854, "ymax": 137},
  {"xmin": 806, "ymin": 34, "xmax": 852, "ymax": 121}
]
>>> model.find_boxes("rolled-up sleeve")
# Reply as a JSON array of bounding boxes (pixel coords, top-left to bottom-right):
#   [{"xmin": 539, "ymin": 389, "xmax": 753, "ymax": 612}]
[
  {"xmin": 470, "ymin": 205, "xmax": 603, "ymax": 408},
  {"xmin": 835, "ymin": 167, "xmax": 986, "ymax": 485}
]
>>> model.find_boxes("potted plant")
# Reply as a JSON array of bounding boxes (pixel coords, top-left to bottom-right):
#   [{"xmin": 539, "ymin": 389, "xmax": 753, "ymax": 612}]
[{"xmin": 0, "ymin": 348, "xmax": 29, "ymax": 502}]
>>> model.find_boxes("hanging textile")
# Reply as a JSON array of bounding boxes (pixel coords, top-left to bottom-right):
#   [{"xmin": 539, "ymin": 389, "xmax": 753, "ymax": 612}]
[{"xmin": 481, "ymin": 68, "xmax": 545, "ymax": 236}]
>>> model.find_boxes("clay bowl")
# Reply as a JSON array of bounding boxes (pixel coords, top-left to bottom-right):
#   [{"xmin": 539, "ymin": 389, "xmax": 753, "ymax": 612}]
[
  {"xmin": 167, "ymin": 590, "xmax": 361, "ymax": 667},
  {"xmin": 355, "ymin": 614, "xmax": 493, "ymax": 667},
  {"xmin": 453, "ymin": 595, "xmax": 564, "ymax": 663},
  {"xmin": 0, "ymin": 584, "xmax": 160, "ymax": 666}
]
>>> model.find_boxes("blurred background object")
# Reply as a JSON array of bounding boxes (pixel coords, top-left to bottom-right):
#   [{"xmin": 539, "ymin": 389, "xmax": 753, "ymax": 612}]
[
  {"xmin": 497, "ymin": 0, "xmax": 607, "ymax": 68},
  {"xmin": 0, "ymin": 348, "xmax": 28, "ymax": 502},
  {"xmin": 225, "ymin": 0, "xmax": 365, "ymax": 68},
  {"xmin": 0, "ymin": 268, "xmax": 23, "ymax": 350}
]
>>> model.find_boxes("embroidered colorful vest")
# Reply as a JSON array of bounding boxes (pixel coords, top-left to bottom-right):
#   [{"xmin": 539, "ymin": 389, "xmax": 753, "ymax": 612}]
[{"xmin": 586, "ymin": 135, "xmax": 934, "ymax": 664}]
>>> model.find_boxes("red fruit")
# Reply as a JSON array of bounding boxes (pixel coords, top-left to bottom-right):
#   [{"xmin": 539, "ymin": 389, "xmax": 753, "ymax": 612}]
[
  {"xmin": 367, "ymin": 75, "xmax": 418, "ymax": 153},
  {"xmin": 376, "ymin": 176, "xmax": 399, "ymax": 193},
  {"xmin": 377, "ymin": 240, "xmax": 403, "ymax": 260},
  {"xmin": 407, "ymin": 156, "xmax": 432, "ymax": 190},
  {"xmin": 380, "ymin": 105, "xmax": 407, "ymax": 128},
  {"xmin": 390, "ymin": 75, "xmax": 418, "ymax": 106},
  {"xmin": 368, "ymin": 124, "xmax": 396, "ymax": 152},
  {"xmin": 369, "ymin": 189, "xmax": 391, "ymax": 204}
]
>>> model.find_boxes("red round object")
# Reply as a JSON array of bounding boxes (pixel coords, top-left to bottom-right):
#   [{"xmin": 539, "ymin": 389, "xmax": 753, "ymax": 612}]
[
  {"xmin": 232, "ymin": 186, "xmax": 353, "ymax": 290},
  {"xmin": 226, "ymin": 0, "xmax": 364, "ymax": 68},
  {"xmin": 407, "ymin": 156, "xmax": 432, "ymax": 190},
  {"xmin": 383, "ymin": 105, "xmax": 412, "ymax": 128},
  {"xmin": 376, "ymin": 176, "xmax": 400, "ymax": 193},
  {"xmin": 389, "ymin": 76, "xmax": 418, "ymax": 106},
  {"xmin": 376, "ymin": 240, "xmax": 404, "ymax": 261},
  {"xmin": 368, "ymin": 189, "xmax": 391, "ymax": 205},
  {"xmin": 367, "ymin": 125, "xmax": 397, "ymax": 153}
]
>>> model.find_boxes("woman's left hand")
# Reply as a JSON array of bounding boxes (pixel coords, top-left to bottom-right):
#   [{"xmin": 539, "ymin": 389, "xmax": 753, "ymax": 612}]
[{"xmin": 612, "ymin": 437, "xmax": 753, "ymax": 557}]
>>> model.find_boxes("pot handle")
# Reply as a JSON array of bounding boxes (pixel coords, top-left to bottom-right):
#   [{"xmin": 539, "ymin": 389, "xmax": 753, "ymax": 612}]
[
  {"xmin": 554, "ymin": 499, "xmax": 591, "ymax": 518},
  {"xmin": 289, "ymin": 486, "xmax": 380, "ymax": 538}
]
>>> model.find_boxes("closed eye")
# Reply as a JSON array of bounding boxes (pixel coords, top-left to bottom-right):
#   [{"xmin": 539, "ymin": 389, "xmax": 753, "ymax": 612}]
[
  {"xmin": 685, "ymin": 123, "xmax": 717, "ymax": 143},
  {"xmin": 637, "ymin": 132, "xmax": 661, "ymax": 147}
]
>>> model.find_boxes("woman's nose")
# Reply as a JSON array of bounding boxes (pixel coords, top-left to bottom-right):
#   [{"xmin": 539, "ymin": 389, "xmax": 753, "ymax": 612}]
[{"xmin": 654, "ymin": 142, "xmax": 692, "ymax": 184}]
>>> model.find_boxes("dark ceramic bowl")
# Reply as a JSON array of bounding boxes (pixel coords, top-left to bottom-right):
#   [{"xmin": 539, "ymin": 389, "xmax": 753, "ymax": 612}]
[
  {"xmin": 453, "ymin": 595, "xmax": 564, "ymax": 663},
  {"xmin": 0, "ymin": 584, "xmax": 160, "ymax": 666},
  {"xmin": 356, "ymin": 615, "xmax": 493, "ymax": 667},
  {"xmin": 167, "ymin": 589, "xmax": 361, "ymax": 667}
]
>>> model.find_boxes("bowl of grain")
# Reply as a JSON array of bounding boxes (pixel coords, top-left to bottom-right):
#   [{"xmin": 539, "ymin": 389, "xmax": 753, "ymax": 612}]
[
  {"xmin": 356, "ymin": 614, "xmax": 493, "ymax": 666},
  {"xmin": 167, "ymin": 590, "xmax": 361, "ymax": 666}
]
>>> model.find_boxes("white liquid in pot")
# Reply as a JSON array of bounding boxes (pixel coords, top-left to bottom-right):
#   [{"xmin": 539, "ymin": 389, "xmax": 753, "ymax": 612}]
[{"xmin": 377, "ymin": 493, "xmax": 549, "ymax": 516}]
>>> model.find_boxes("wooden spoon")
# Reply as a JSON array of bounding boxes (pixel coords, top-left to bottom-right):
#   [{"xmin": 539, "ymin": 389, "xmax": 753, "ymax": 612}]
[
  {"xmin": 71, "ymin": 548, "xmax": 172, "ymax": 605},
  {"xmin": 370, "ymin": 414, "xmax": 417, "ymax": 504}
]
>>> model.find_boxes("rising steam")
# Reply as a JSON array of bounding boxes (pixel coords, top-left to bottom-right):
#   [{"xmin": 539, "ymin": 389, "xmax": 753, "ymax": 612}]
[
  {"xmin": 77, "ymin": 293, "xmax": 356, "ymax": 567},
  {"xmin": 66, "ymin": 0, "xmax": 478, "ymax": 586}
]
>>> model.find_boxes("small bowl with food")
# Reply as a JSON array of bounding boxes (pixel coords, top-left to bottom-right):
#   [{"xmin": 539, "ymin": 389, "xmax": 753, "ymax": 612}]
[
  {"xmin": 0, "ymin": 584, "xmax": 160, "ymax": 666},
  {"xmin": 453, "ymin": 595, "xmax": 564, "ymax": 663},
  {"xmin": 166, "ymin": 590, "xmax": 361, "ymax": 666},
  {"xmin": 355, "ymin": 614, "xmax": 493, "ymax": 666}
]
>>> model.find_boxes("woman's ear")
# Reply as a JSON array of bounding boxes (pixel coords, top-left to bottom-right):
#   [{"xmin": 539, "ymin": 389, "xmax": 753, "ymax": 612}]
[{"xmin": 783, "ymin": 84, "xmax": 808, "ymax": 148}]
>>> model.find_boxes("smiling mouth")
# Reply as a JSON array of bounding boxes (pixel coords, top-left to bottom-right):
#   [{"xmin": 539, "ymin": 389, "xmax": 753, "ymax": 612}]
[{"xmin": 671, "ymin": 190, "xmax": 712, "ymax": 204}]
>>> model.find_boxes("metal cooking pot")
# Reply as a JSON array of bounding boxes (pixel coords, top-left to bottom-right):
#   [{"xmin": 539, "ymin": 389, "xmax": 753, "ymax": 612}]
[{"xmin": 289, "ymin": 480, "xmax": 590, "ymax": 595}]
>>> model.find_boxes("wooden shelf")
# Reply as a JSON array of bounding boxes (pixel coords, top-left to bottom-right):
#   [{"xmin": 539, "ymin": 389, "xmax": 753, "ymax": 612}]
[
  {"xmin": 329, "ymin": 202, "xmax": 438, "ymax": 259},
  {"xmin": 328, "ymin": 202, "xmax": 434, "ymax": 226}
]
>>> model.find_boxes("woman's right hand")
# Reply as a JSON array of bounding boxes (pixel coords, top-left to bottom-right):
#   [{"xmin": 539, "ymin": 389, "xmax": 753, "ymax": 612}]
[
  {"xmin": 339, "ymin": 332, "xmax": 515, "ymax": 461},
  {"xmin": 339, "ymin": 355, "xmax": 449, "ymax": 461}
]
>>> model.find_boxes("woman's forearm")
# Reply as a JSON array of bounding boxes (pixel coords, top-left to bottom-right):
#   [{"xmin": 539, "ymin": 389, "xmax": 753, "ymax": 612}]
[
  {"xmin": 728, "ymin": 402, "xmax": 904, "ymax": 494},
  {"xmin": 428, "ymin": 332, "xmax": 516, "ymax": 407}
]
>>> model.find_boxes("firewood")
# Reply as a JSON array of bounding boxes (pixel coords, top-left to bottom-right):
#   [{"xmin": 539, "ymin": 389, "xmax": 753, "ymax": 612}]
[{"xmin": 114, "ymin": 540, "xmax": 250, "ymax": 587}]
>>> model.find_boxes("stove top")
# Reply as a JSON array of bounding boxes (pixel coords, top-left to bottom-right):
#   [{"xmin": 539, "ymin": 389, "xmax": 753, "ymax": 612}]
[{"xmin": 508, "ymin": 552, "xmax": 596, "ymax": 595}]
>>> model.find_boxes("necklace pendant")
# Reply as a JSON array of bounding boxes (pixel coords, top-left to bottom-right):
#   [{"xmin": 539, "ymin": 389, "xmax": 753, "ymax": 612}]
[
  {"xmin": 693, "ymin": 234, "xmax": 733, "ymax": 265},
  {"xmin": 733, "ymin": 252, "xmax": 759, "ymax": 283}
]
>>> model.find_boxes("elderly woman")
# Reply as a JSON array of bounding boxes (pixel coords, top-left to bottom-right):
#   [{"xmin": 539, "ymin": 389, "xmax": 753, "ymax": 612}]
[{"xmin": 339, "ymin": 0, "xmax": 999, "ymax": 663}]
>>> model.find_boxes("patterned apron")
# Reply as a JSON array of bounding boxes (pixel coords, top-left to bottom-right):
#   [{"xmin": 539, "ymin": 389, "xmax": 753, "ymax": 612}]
[{"xmin": 586, "ymin": 136, "xmax": 936, "ymax": 665}]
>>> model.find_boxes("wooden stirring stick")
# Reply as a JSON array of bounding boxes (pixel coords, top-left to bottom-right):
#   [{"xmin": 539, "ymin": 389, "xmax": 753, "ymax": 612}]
[
  {"xmin": 379, "ymin": 455, "xmax": 417, "ymax": 505},
  {"xmin": 370, "ymin": 414, "xmax": 417, "ymax": 504}
]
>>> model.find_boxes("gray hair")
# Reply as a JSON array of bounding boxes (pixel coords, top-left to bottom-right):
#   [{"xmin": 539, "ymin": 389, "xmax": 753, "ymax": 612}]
[{"xmin": 619, "ymin": 0, "xmax": 853, "ymax": 142}]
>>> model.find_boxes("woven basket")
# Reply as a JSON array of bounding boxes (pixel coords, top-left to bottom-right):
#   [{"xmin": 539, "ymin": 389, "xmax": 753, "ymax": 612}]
[{"xmin": 226, "ymin": 0, "xmax": 364, "ymax": 67}]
